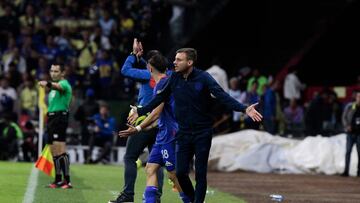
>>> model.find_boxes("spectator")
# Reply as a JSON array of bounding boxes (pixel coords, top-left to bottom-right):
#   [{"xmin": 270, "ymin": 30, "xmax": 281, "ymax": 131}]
[
  {"xmin": 3, "ymin": 48, "xmax": 27, "ymax": 74},
  {"xmin": 228, "ymin": 77, "xmax": 246, "ymax": 132},
  {"xmin": 95, "ymin": 50, "xmax": 116, "ymax": 98},
  {"xmin": 38, "ymin": 35, "xmax": 60, "ymax": 64},
  {"xmin": 74, "ymin": 88, "xmax": 99, "ymax": 151},
  {"xmin": 35, "ymin": 57, "xmax": 49, "ymax": 80},
  {"xmin": 54, "ymin": 27, "xmax": 74, "ymax": 57},
  {"xmin": 72, "ymin": 30, "xmax": 97, "ymax": 76},
  {"xmin": 305, "ymin": 90, "xmax": 329, "ymax": 136},
  {"xmin": 262, "ymin": 81, "xmax": 279, "ymax": 135},
  {"xmin": 5, "ymin": 62, "xmax": 22, "ymax": 89},
  {"xmin": 0, "ymin": 77, "xmax": 17, "ymax": 113},
  {"xmin": 19, "ymin": 4, "xmax": 41, "ymax": 31},
  {"xmin": 284, "ymin": 98, "xmax": 304, "ymax": 137},
  {"xmin": 0, "ymin": 112, "xmax": 23, "ymax": 160},
  {"xmin": 341, "ymin": 90, "xmax": 360, "ymax": 177},
  {"xmin": 98, "ymin": 10, "xmax": 116, "ymax": 37},
  {"xmin": 283, "ymin": 68, "xmax": 305, "ymax": 102},
  {"xmin": 20, "ymin": 34, "xmax": 39, "ymax": 72},
  {"xmin": 87, "ymin": 101, "xmax": 116, "ymax": 164},
  {"xmin": 0, "ymin": 4, "xmax": 19, "ymax": 35},
  {"xmin": 247, "ymin": 68, "xmax": 267, "ymax": 95},
  {"xmin": 21, "ymin": 120, "xmax": 37, "ymax": 162},
  {"xmin": 206, "ymin": 58, "xmax": 229, "ymax": 92},
  {"xmin": 18, "ymin": 75, "xmax": 38, "ymax": 118},
  {"xmin": 90, "ymin": 25, "xmax": 111, "ymax": 50}
]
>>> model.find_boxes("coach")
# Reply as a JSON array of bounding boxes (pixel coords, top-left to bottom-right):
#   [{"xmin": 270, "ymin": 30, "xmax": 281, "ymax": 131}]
[{"xmin": 130, "ymin": 48, "xmax": 262, "ymax": 203}]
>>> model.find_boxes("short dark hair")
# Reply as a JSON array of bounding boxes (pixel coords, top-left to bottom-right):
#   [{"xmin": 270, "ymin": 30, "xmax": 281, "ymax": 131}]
[
  {"xmin": 176, "ymin": 48, "xmax": 197, "ymax": 64},
  {"xmin": 148, "ymin": 54, "xmax": 167, "ymax": 73},
  {"xmin": 99, "ymin": 100, "xmax": 109, "ymax": 109},
  {"xmin": 146, "ymin": 50, "xmax": 161, "ymax": 61},
  {"xmin": 52, "ymin": 64, "xmax": 65, "ymax": 72}
]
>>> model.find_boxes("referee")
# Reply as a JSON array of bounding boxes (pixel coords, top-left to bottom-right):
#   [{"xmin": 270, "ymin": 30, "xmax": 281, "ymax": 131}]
[{"xmin": 39, "ymin": 64, "xmax": 73, "ymax": 189}]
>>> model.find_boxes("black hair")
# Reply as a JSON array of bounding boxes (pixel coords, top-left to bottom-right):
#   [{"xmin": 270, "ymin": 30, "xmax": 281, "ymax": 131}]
[
  {"xmin": 148, "ymin": 54, "xmax": 167, "ymax": 73},
  {"xmin": 51, "ymin": 64, "xmax": 65, "ymax": 72},
  {"xmin": 146, "ymin": 50, "xmax": 161, "ymax": 61}
]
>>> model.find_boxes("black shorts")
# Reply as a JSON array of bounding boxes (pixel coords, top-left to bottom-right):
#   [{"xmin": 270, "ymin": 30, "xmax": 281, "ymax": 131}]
[{"xmin": 47, "ymin": 111, "xmax": 69, "ymax": 144}]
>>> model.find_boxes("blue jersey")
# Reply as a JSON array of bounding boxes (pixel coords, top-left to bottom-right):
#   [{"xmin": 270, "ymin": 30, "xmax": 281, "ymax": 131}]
[
  {"xmin": 154, "ymin": 76, "xmax": 178, "ymax": 144},
  {"xmin": 121, "ymin": 55, "xmax": 155, "ymax": 106}
]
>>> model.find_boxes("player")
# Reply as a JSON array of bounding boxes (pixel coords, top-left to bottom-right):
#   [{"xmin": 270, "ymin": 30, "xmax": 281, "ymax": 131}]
[{"xmin": 119, "ymin": 54, "xmax": 191, "ymax": 203}]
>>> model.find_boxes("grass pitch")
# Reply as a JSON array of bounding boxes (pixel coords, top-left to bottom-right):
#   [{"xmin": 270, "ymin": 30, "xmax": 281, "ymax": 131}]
[{"xmin": 0, "ymin": 161, "xmax": 244, "ymax": 203}]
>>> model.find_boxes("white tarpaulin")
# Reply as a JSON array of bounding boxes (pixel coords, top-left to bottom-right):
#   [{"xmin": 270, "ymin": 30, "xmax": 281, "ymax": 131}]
[{"xmin": 208, "ymin": 130, "xmax": 359, "ymax": 176}]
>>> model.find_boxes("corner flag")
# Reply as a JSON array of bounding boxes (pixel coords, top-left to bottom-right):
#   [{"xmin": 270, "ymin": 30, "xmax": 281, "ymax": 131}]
[{"xmin": 35, "ymin": 144, "xmax": 55, "ymax": 177}]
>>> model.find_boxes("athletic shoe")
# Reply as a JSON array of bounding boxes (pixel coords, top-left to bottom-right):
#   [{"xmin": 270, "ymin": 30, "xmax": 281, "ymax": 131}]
[
  {"xmin": 46, "ymin": 181, "xmax": 63, "ymax": 188},
  {"xmin": 108, "ymin": 192, "xmax": 134, "ymax": 203},
  {"xmin": 61, "ymin": 182, "xmax": 73, "ymax": 189}
]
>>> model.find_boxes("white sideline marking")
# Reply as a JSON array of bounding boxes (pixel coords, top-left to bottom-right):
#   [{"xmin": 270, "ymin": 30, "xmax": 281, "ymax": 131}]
[{"xmin": 23, "ymin": 167, "xmax": 39, "ymax": 203}]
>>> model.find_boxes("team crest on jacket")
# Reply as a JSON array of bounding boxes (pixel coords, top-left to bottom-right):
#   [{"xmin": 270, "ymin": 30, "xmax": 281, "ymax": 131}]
[{"xmin": 194, "ymin": 82, "xmax": 203, "ymax": 91}]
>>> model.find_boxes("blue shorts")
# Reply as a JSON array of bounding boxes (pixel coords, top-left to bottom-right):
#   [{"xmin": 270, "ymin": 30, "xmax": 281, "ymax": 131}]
[{"xmin": 148, "ymin": 141, "xmax": 176, "ymax": 172}]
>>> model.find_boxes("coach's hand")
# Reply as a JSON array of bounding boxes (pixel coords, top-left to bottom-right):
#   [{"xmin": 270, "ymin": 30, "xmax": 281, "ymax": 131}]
[
  {"xmin": 246, "ymin": 103, "xmax": 263, "ymax": 122},
  {"xmin": 118, "ymin": 124, "xmax": 137, "ymax": 137}
]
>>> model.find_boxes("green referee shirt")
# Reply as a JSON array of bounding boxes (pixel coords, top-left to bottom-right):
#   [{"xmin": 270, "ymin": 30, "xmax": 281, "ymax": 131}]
[{"xmin": 48, "ymin": 79, "xmax": 72, "ymax": 112}]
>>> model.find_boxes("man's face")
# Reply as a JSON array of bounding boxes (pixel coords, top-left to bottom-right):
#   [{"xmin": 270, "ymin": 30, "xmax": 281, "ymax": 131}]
[
  {"xmin": 100, "ymin": 106, "xmax": 109, "ymax": 116},
  {"xmin": 356, "ymin": 92, "xmax": 360, "ymax": 105},
  {"xmin": 49, "ymin": 65, "xmax": 63, "ymax": 81},
  {"xmin": 173, "ymin": 52, "xmax": 192, "ymax": 73}
]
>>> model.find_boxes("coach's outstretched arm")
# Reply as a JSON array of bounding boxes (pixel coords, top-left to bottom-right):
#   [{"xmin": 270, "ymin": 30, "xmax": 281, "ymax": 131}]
[{"xmin": 204, "ymin": 71, "xmax": 263, "ymax": 122}]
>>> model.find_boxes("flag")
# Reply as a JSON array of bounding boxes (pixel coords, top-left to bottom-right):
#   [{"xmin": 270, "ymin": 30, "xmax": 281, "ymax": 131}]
[{"xmin": 35, "ymin": 144, "xmax": 55, "ymax": 177}]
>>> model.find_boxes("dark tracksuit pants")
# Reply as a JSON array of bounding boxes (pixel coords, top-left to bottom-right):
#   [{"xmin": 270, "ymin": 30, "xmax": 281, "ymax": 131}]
[
  {"xmin": 123, "ymin": 128, "xmax": 164, "ymax": 197},
  {"xmin": 344, "ymin": 133, "xmax": 360, "ymax": 175},
  {"xmin": 176, "ymin": 130, "xmax": 213, "ymax": 203}
]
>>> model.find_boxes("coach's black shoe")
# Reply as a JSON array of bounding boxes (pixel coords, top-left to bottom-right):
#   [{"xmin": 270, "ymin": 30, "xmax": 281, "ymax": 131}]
[{"xmin": 108, "ymin": 192, "xmax": 134, "ymax": 203}]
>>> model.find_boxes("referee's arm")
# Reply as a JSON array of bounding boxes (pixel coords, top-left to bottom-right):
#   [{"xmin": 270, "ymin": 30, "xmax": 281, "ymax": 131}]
[{"xmin": 38, "ymin": 81, "xmax": 64, "ymax": 92}]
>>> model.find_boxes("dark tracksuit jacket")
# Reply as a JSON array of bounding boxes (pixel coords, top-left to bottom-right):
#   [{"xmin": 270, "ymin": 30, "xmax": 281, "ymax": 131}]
[
  {"xmin": 138, "ymin": 67, "xmax": 248, "ymax": 203},
  {"xmin": 138, "ymin": 67, "xmax": 248, "ymax": 133}
]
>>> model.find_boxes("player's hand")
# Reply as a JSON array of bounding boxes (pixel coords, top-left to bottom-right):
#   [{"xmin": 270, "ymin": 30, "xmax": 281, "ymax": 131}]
[
  {"xmin": 246, "ymin": 103, "xmax": 263, "ymax": 122},
  {"xmin": 127, "ymin": 105, "xmax": 139, "ymax": 125},
  {"xmin": 38, "ymin": 81, "xmax": 47, "ymax": 88},
  {"xmin": 132, "ymin": 38, "xmax": 140, "ymax": 54},
  {"xmin": 118, "ymin": 124, "xmax": 137, "ymax": 137},
  {"xmin": 136, "ymin": 41, "xmax": 144, "ymax": 58}
]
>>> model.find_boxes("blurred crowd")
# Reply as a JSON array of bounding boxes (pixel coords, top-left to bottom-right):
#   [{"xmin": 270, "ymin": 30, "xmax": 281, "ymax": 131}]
[
  {"xmin": 207, "ymin": 62, "xmax": 360, "ymax": 139},
  {"xmin": 0, "ymin": 0, "xmax": 173, "ymax": 161}
]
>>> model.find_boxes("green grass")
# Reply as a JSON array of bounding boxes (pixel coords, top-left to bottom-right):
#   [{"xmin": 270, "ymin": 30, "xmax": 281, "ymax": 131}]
[
  {"xmin": 0, "ymin": 162, "xmax": 32, "ymax": 203},
  {"xmin": 0, "ymin": 162, "xmax": 244, "ymax": 203}
]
